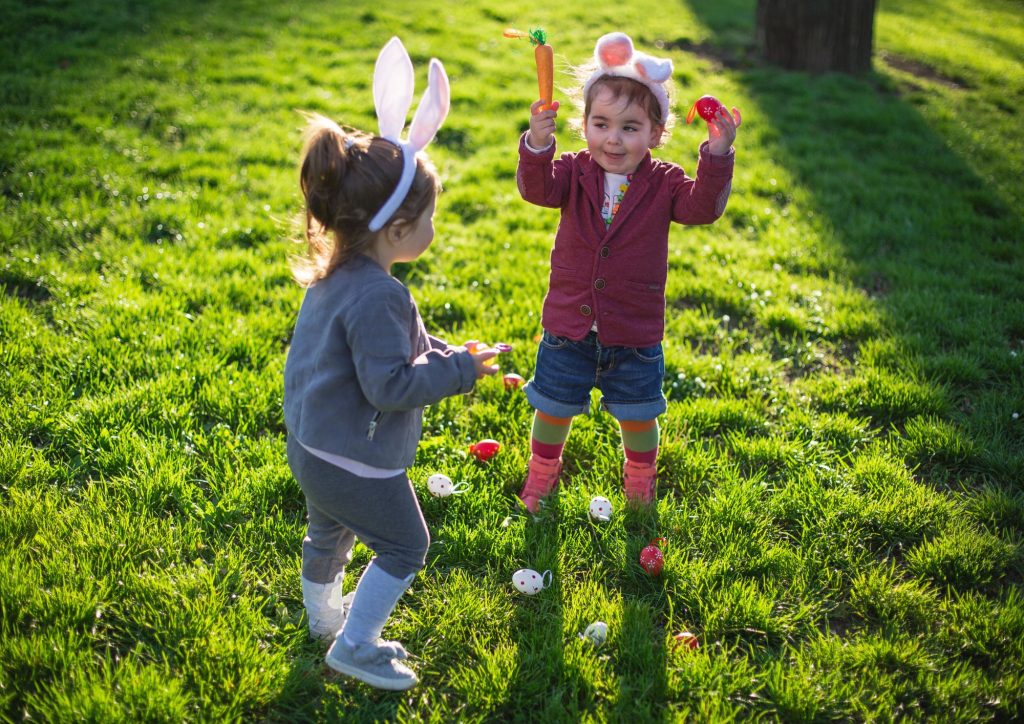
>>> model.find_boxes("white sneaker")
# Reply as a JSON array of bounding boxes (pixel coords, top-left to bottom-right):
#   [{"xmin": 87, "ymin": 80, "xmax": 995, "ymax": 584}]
[
  {"xmin": 325, "ymin": 638, "xmax": 418, "ymax": 690},
  {"xmin": 302, "ymin": 572, "xmax": 354, "ymax": 641}
]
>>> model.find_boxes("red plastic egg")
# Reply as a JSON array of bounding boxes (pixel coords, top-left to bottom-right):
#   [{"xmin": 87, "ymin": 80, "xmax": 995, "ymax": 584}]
[
  {"xmin": 686, "ymin": 95, "xmax": 723, "ymax": 124},
  {"xmin": 469, "ymin": 439, "xmax": 501, "ymax": 462},
  {"xmin": 672, "ymin": 631, "xmax": 699, "ymax": 651},
  {"xmin": 503, "ymin": 373, "xmax": 525, "ymax": 389},
  {"xmin": 639, "ymin": 545, "xmax": 663, "ymax": 576}
]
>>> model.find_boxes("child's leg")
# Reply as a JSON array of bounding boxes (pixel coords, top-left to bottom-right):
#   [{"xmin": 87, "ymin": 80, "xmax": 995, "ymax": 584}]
[
  {"xmin": 307, "ymin": 469, "xmax": 429, "ymax": 645},
  {"xmin": 618, "ymin": 418, "xmax": 659, "ymax": 504},
  {"xmin": 324, "ymin": 471, "xmax": 427, "ymax": 689},
  {"xmin": 287, "ymin": 436, "xmax": 428, "ymax": 648},
  {"xmin": 520, "ymin": 330, "xmax": 600, "ymax": 512},
  {"xmin": 300, "ymin": 500, "xmax": 356, "ymax": 639},
  {"xmin": 519, "ymin": 411, "xmax": 573, "ymax": 512},
  {"xmin": 599, "ymin": 340, "xmax": 666, "ymax": 506},
  {"xmin": 288, "ymin": 437, "xmax": 358, "ymax": 638},
  {"xmin": 619, "ymin": 418, "xmax": 659, "ymax": 465},
  {"xmin": 302, "ymin": 500, "xmax": 357, "ymax": 582},
  {"xmin": 531, "ymin": 410, "xmax": 573, "ymax": 459},
  {"xmin": 341, "ymin": 561, "xmax": 414, "ymax": 646}
]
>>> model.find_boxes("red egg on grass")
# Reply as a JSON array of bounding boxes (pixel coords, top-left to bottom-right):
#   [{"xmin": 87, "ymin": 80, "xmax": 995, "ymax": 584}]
[
  {"xmin": 503, "ymin": 372, "xmax": 525, "ymax": 389},
  {"xmin": 639, "ymin": 545, "xmax": 664, "ymax": 576},
  {"xmin": 672, "ymin": 631, "xmax": 699, "ymax": 651},
  {"xmin": 469, "ymin": 439, "xmax": 501, "ymax": 462}
]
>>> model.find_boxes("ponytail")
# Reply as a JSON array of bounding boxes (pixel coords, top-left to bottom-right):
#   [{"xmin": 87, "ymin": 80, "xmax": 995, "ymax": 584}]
[{"xmin": 293, "ymin": 113, "xmax": 440, "ymax": 285}]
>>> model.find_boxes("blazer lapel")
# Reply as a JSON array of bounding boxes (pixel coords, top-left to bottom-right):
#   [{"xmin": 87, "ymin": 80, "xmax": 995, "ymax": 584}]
[{"xmin": 579, "ymin": 154, "xmax": 604, "ymax": 222}]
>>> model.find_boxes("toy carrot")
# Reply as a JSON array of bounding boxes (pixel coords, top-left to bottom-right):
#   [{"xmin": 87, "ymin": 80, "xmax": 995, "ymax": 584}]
[{"xmin": 504, "ymin": 28, "xmax": 554, "ymax": 112}]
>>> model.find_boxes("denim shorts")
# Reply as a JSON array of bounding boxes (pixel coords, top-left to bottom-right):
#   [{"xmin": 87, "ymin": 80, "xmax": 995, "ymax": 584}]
[{"xmin": 524, "ymin": 330, "xmax": 667, "ymax": 421}]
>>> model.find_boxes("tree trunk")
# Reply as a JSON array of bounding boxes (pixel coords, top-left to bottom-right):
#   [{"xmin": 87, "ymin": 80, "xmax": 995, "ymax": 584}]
[{"xmin": 756, "ymin": 0, "xmax": 877, "ymax": 73}]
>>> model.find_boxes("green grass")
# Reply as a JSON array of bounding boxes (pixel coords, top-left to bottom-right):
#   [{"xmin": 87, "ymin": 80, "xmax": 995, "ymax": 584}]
[{"xmin": 2, "ymin": 0, "xmax": 1022, "ymax": 720}]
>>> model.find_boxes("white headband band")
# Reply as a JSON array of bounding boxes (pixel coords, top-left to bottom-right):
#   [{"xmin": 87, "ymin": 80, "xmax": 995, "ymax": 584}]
[
  {"xmin": 369, "ymin": 140, "xmax": 416, "ymax": 232},
  {"xmin": 582, "ymin": 32, "xmax": 673, "ymax": 124},
  {"xmin": 367, "ymin": 37, "xmax": 450, "ymax": 232}
]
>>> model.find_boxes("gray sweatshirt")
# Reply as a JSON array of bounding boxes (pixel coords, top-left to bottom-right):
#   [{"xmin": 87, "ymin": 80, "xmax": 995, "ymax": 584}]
[{"xmin": 284, "ymin": 254, "xmax": 477, "ymax": 469}]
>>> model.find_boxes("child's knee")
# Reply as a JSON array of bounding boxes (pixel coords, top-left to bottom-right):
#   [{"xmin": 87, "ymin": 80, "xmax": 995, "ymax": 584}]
[
  {"xmin": 377, "ymin": 526, "xmax": 429, "ymax": 579},
  {"xmin": 405, "ymin": 527, "xmax": 431, "ymax": 572}
]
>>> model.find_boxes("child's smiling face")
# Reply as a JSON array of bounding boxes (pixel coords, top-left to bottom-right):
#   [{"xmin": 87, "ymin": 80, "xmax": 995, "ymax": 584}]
[{"xmin": 584, "ymin": 86, "xmax": 662, "ymax": 175}]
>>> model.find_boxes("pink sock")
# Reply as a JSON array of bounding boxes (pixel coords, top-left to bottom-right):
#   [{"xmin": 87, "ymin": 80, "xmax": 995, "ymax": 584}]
[
  {"xmin": 531, "ymin": 439, "xmax": 565, "ymax": 460},
  {"xmin": 623, "ymin": 446, "xmax": 657, "ymax": 465}
]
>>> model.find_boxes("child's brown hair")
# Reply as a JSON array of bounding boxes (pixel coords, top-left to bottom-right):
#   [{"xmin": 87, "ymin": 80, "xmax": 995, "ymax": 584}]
[{"xmin": 294, "ymin": 114, "xmax": 441, "ymax": 285}]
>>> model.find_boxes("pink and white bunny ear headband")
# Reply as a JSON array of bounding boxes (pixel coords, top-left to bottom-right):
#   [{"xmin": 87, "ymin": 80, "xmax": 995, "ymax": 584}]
[
  {"xmin": 582, "ymin": 32, "xmax": 673, "ymax": 124},
  {"xmin": 368, "ymin": 37, "xmax": 450, "ymax": 232}
]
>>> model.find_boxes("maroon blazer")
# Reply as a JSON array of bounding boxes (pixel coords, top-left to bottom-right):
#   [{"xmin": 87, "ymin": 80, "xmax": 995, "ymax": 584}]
[{"xmin": 517, "ymin": 134, "xmax": 735, "ymax": 347}]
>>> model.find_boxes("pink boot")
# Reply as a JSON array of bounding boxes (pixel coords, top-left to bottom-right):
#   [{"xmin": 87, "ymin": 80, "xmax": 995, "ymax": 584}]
[
  {"xmin": 623, "ymin": 460, "xmax": 657, "ymax": 505},
  {"xmin": 518, "ymin": 454, "xmax": 563, "ymax": 513}
]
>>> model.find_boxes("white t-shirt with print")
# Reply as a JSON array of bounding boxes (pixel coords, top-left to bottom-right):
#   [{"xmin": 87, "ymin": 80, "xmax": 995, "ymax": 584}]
[{"xmin": 601, "ymin": 172, "xmax": 631, "ymax": 227}]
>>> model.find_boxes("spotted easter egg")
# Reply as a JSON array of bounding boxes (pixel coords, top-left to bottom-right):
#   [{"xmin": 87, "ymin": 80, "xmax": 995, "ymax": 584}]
[
  {"xmin": 588, "ymin": 496, "xmax": 613, "ymax": 522},
  {"xmin": 512, "ymin": 568, "xmax": 551, "ymax": 595},
  {"xmin": 427, "ymin": 473, "xmax": 454, "ymax": 497},
  {"xmin": 427, "ymin": 474, "xmax": 469, "ymax": 497}
]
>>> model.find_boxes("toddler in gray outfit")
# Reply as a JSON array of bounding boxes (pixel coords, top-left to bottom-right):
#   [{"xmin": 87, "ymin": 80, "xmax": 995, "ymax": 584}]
[{"xmin": 284, "ymin": 39, "xmax": 497, "ymax": 690}]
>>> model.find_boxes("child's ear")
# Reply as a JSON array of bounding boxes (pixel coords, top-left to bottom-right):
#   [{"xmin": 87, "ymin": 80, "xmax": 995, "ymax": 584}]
[
  {"xmin": 648, "ymin": 124, "xmax": 664, "ymax": 148},
  {"xmin": 385, "ymin": 218, "xmax": 410, "ymax": 244}
]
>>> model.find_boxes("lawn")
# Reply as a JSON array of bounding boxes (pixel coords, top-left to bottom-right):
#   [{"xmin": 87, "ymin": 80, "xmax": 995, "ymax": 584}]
[{"xmin": 1, "ymin": 0, "xmax": 1022, "ymax": 720}]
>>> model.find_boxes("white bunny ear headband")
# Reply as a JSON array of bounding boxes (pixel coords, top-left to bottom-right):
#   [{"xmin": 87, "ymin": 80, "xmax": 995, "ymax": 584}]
[
  {"xmin": 582, "ymin": 32, "xmax": 673, "ymax": 124},
  {"xmin": 367, "ymin": 37, "xmax": 450, "ymax": 232}
]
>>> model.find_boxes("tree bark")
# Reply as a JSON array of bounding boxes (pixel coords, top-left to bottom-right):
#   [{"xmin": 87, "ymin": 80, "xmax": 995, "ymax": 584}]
[{"xmin": 756, "ymin": 0, "xmax": 877, "ymax": 73}]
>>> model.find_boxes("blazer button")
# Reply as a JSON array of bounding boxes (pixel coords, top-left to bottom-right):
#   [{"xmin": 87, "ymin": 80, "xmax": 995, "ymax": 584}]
[
  {"xmin": 594, "ymin": 278, "xmax": 606, "ymax": 290},
  {"xmin": 580, "ymin": 304, "xmax": 592, "ymax": 316},
  {"xmin": 600, "ymin": 246, "xmax": 610, "ymax": 258}
]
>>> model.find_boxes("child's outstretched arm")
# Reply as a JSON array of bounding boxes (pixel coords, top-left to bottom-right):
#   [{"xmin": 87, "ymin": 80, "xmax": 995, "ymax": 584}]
[
  {"xmin": 427, "ymin": 335, "xmax": 499, "ymax": 379},
  {"xmin": 517, "ymin": 99, "xmax": 573, "ymax": 209},
  {"xmin": 348, "ymin": 282, "xmax": 480, "ymax": 410}
]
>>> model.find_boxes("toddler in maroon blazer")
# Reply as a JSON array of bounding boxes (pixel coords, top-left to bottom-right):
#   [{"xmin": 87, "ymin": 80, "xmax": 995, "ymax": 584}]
[{"xmin": 515, "ymin": 31, "xmax": 741, "ymax": 512}]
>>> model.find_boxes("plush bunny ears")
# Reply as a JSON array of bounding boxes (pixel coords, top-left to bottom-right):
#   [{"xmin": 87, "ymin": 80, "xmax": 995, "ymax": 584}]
[
  {"xmin": 583, "ymin": 32, "xmax": 673, "ymax": 123},
  {"xmin": 368, "ymin": 37, "xmax": 450, "ymax": 232}
]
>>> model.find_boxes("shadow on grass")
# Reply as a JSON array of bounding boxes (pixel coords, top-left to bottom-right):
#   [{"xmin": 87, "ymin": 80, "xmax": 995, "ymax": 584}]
[
  {"xmin": 509, "ymin": 463, "xmax": 671, "ymax": 720},
  {"xmin": 662, "ymin": 0, "xmax": 1024, "ymax": 712},
  {"xmin": 676, "ymin": 0, "xmax": 1023, "ymax": 484},
  {"xmin": 0, "ymin": 2, "xmax": 418, "ymax": 721},
  {"xmin": 616, "ymin": 502, "xmax": 671, "ymax": 722},
  {"xmin": 510, "ymin": 495, "xmax": 567, "ymax": 719}
]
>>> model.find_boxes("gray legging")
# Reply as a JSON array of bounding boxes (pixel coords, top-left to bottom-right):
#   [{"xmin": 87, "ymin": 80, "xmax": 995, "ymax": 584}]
[{"xmin": 287, "ymin": 435, "xmax": 429, "ymax": 583}]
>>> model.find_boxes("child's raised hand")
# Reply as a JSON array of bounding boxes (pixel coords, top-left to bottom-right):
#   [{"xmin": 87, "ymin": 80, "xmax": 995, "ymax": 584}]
[
  {"xmin": 707, "ymin": 106, "xmax": 741, "ymax": 156},
  {"xmin": 527, "ymin": 99, "xmax": 560, "ymax": 150}
]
